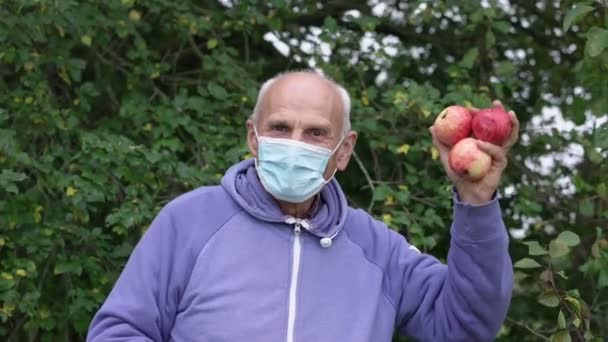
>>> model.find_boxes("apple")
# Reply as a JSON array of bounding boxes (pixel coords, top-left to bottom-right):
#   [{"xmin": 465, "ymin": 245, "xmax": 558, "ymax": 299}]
[
  {"xmin": 448, "ymin": 138, "xmax": 492, "ymax": 180},
  {"xmin": 472, "ymin": 107, "xmax": 512, "ymax": 145},
  {"xmin": 433, "ymin": 105, "xmax": 473, "ymax": 146}
]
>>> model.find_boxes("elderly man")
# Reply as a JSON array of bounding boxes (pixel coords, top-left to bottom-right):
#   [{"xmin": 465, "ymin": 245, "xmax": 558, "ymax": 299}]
[{"xmin": 88, "ymin": 70, "xmax": 517, "ymax": 342}]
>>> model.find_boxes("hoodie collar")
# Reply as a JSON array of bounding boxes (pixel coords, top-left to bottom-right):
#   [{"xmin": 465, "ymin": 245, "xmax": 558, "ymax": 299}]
[{"xmin": 221, "ymin": 159, "xmax": 348, "ymax": 240}]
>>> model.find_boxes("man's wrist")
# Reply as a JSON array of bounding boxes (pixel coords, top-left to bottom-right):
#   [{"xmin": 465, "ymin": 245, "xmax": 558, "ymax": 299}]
[
  {"xmin": 451, "ymin": 191, "xmax": 504, "ymax": 242},
  {"xmin": 454, "ymin": 186, "xmax": 495, "ymax": 205}
]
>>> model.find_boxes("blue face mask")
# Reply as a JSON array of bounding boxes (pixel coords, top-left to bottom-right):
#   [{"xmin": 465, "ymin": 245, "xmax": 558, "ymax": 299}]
[{"xmin": 254, "ymin": 128, "xmax": 345, "ymax": 203}]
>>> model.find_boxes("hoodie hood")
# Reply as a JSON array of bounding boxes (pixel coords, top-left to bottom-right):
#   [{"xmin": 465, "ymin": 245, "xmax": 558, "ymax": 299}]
[{"xmin": 221, "ymin": 159, "xmax": 348, "ymax": 240}]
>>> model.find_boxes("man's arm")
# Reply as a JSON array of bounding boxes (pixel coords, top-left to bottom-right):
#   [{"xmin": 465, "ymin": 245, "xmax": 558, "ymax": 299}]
[
  {"xmin": 387, "ymin": 100, "xmax": 519, "ymax": 340},
  {"xmin": 387, "ymin": 193, "xmax": 513, "ymax": 341},
  {"xmin": 87, "ymin": 204, "xmax": 186, "ymax": 342}
]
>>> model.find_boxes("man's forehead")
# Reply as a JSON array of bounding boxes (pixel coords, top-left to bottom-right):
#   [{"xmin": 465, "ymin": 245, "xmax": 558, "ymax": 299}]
[{"xmin": 259, "ymin": 73, "xmax": 344, "ymax": 126}]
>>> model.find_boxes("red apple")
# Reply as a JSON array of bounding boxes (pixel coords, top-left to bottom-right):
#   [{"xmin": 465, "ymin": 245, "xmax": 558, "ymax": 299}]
[
  {"xmin": 433, "ymin": 105, "xmax": 473, "ymax": 146},
  {"xmin": 472, "ymin": 107, "xmax": 512, "ymax": 145},
  {"xmin": 448, "ymin": 138, "xmax": 492, "ymax": 180}
]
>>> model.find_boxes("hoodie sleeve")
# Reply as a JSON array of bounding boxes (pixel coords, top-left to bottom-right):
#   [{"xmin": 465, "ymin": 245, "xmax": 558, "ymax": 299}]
[
  {"xmin": 388, "ymin": 194, "xmax": 513, "ymax": 342},
  {"xmin": 87, "ymin": 204, "xmax": 189, "ymax": 342}
]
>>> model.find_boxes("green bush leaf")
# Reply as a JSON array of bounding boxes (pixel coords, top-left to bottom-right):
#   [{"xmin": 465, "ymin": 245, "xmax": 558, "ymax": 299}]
[
  {"xmin": 558, "ymin": 310, "xmax": 566, "ymax": 329},
  {"xmin": 585, "ymin": 27, "xmax": 608, "ymax": 57},
  {"xmin": 207, "ymin": 82, "xmax": 228, "ymax": 99},
  {"xmin": 551, "ymin": 330, "xmax": 572, "ymax": 342},
  {"xmin": 53, "ymin": 261, "xmax": 83, "ymax": 276},
  {"xmin": 549, "ymin": 240, "xmax": 570, "ymax": 258},
  {"xmin": 596, "ymin": 121, "xmax": 608, "ymax": 149},
  {"xmin": 579, "ymin": 199, "xmax": 595, "ymax": 217},
  {"xmin": 563, "ymin": 4, "xmax": 594, "ymax": 32},
  {"xmin": 207, "ymin": 39, "xmax": 218, "ymax": 49},
  {"xmin": 538, "ymin": 291, "xmax": 560, "ymax": 307},
  {"xmin": 557, "ymin": 231, "xmax": 581, "ymax": 247},
  {"xmin": 514, "ymin": 258, "xmax": 542, "ymax": 269},
  {"xmin": 565, "ymin": 296, "xmax": 582, "ymax": 316},
  {"xmin": 598, "ymin": 183, "xmax": 608, "ymax": 200},
  {"xmin": 599, "ymin": 269, "xmax": 608, "ymax": 288},
  {"xmin": 523, "ymin": 240, "xmax": 548, "ymax": 255},
  {"xmin": 1, "ymin": 169, "xmax": 27, "ymax": 182},
  {"xmin": 459, "ymin": 48, "xmax": 479, "ymax": 69}
]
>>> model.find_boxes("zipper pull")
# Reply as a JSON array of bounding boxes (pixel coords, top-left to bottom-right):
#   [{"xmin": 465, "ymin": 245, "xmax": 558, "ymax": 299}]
[{"xmin": 294, "ymin": 223, "xmax": 301, "ymax": 234}]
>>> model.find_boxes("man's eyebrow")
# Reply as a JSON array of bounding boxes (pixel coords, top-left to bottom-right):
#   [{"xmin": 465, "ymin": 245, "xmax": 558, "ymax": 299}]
[
  {"xmin": 305, "ymin": 123, "xmax": 332, "ymax": 132},
  {"xmin": 265, "ymin": 118, "xmax": 291, "ymax": 126}
]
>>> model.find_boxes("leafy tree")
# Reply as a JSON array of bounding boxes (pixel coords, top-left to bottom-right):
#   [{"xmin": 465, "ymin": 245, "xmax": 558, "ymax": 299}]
[{"xmin": 0, "ymin": 0, "xmax": 606, "ymax": 341}]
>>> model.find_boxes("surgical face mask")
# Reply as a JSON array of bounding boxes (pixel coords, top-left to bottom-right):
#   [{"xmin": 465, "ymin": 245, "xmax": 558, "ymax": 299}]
[{"xmin": 254, "ymin": 127, "xmax": 345, "ymax": 203}]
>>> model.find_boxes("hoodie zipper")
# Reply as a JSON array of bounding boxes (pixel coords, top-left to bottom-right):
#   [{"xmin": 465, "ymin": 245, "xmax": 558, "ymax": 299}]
[{"xmin": 286, "ymin": 222, "xmax": 302, "ymax": 342}]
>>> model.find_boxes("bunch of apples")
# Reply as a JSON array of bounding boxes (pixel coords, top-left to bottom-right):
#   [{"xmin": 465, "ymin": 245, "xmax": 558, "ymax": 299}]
[{"xmin": 433, "ymin": 105, "xmax": 512, "ymax": 180}]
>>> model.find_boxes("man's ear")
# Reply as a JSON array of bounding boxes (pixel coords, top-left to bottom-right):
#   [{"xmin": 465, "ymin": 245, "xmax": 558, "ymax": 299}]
[
  {"xmin": 336, "ymin": 131, "xmax": 358, "ymax": 171},
  {"xmin": 246, "ymin": 119, "xmax": 258, "ymax": 158}
]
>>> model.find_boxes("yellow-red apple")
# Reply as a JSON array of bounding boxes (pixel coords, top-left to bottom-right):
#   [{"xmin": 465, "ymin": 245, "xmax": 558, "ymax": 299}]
[
  {"xmin": 433, "ymin": 105, "xmax": 473, "ymax": 146},
  {"xmin": 448, "ymin": 138, "xmax": 492, "ymax": 180}
]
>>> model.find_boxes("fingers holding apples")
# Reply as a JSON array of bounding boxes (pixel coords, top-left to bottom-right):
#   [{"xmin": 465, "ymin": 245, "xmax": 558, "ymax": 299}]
[
  {"xmin": 503, "ymin": 110, "xmax": 520, "ymax": 152},
  {"xmin": 431, "ymin": 100, "xmax": 517, "ymax": 181},
  {"xmin": 475, "ymin": 140, "xmax": 508, "ymax": 171},
  {"xmin": 483, "ymin": 100, "xmax": 520, "ymax": 151},
  {"xmin": 429, "ymin": 126, "xmax": 456, "ymax": 179}
]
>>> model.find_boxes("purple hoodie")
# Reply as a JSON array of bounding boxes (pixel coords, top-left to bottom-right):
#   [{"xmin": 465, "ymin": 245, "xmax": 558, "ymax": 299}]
[{"xmin": 87, "ymin": 159, "xmax": 513, "ymax": 342}]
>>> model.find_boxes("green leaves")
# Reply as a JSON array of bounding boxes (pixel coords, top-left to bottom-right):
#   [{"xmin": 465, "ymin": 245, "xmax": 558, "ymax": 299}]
[
  {"xmin": 81, "ymin": 35, "xmax": 93, "ymax": 46},
  {"xmin": 207, "ymin": 82, "xmax": 229, "ymax": 100},
  {"xmin": 355, "ymin": 15, "xmax": 380, "ymax": 32},
  {"xmin": 206, "ymin": 38, "xmax": 218, "ymax": 49},
  {"xmin": 563, "ymin": 3, "xmax": 595, "ymax": 32},
  {"xmin": 323, "ymin": 16, "xmax": 339, "ymax": 34},
  {"xmin": 459, "ymin": 48, "xmax": 479, "ymax": 69},
  {"xmin": 53, "ymin": 260, "xmax": 83, "ymax": 276},
  {"xmin": 0, "ymin": 169, "xmax": 27, "ymax": 194},
  {"xmin": 522, "ymin": 231, "xmax": 581, "ymax": 260},
  {"xmin": 580, "ymin": 199, "xmax": 596, "ymax": 217},
  {"xmin": 551, "ymin": 330, "xmax": 572, "ymax": 342},
  {"xmin": 0, "ymin": 1, "xmax": 254, "ymax": 338},
  {"xmin": 523, "ymin": 240, "xmax": 548, "ymax": 255},
  {"xmin": 585, "ymin": 27, "xmax": 608, "ymax": 57},
  {"xmin": 557, "ymin": 231, "xmax": 581, "ymax": 247},
  {"xmin": 514, "ymin": 258, "xmax": 542, "ymax": 269},
  {"xmin": 521, "ymin": 230, "xmax": 580, "ymax": 263},
  {"xmin": 550, "ymin": 240, "xmax": 570, "ymax": 258},
  {"xmin": 595, "ymin": 121, "xmax": 608, "ymax": 150},
  {"xmin": 538, "ymin": 291, "xmax": 560, "ymax": 307}
]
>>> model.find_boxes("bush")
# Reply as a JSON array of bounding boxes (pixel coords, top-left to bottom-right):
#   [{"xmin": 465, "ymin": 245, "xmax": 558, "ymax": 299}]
[{"xmin": 1, "ymin": 1, "xmax": 606, "ymax": 341}]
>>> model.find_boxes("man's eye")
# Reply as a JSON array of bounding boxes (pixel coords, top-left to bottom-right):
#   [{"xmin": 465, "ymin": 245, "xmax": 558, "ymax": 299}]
[
  {"xmin": 311, "ymin": 129, "xmax": 326, "ymax": 137},
  {"xmin": 271, "ymin": 125, "xmax": 288, "ymax": 132}
]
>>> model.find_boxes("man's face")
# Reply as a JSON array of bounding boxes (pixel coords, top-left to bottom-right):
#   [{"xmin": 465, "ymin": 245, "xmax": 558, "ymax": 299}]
[{"xmin": 247, "ymin": 73, "xmax": 357, "ymax": 180}]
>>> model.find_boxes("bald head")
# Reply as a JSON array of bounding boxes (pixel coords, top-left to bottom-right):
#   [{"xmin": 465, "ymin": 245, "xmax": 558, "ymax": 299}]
[{"xmin": 252, "ymin": 71, "xmax": 351, "ymax": 135}]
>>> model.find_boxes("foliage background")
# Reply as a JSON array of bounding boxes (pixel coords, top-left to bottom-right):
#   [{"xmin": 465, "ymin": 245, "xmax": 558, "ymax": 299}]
[{"xmin": 1, "ymin": 0, "xmax": 607, "ymax": 341}]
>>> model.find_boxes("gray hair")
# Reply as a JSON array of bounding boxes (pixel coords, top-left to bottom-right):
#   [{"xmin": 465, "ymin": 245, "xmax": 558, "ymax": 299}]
[{"xmin": 251, "ymin": 71, "xmax": 352, "ymax": 135}]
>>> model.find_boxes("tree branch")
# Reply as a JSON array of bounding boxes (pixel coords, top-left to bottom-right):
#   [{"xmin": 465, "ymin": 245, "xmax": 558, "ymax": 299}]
[
  {"xmin": 352, "ymin": 150, "xmax": 375, "ymax": 212},
  {"xmin": 506, "ymin": 316, "xmax": 551, "ymax": 341}
]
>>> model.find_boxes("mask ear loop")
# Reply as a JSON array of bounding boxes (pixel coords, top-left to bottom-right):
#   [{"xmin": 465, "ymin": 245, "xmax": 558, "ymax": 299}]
[
  {"xmin": 318, "ymin": 133, "xmax": 348, "ymax": 248},
  {"xmin": 323, "ymin": 133, "xmax": 347, "ymax": 184},
  {"xmin": 253, "ymin": 125, "xmax": 260, "ymax": 141},
  {"xmin": 252, "ymin": 125, "xmax": 262, "ymax": 170},
  {"xmin": 330, "ymin": 134, "xmax": 346, "ymax": 155},
  {"xmin": 252, "ymin": 124, "xmax": 263, "ymax": 162}
]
